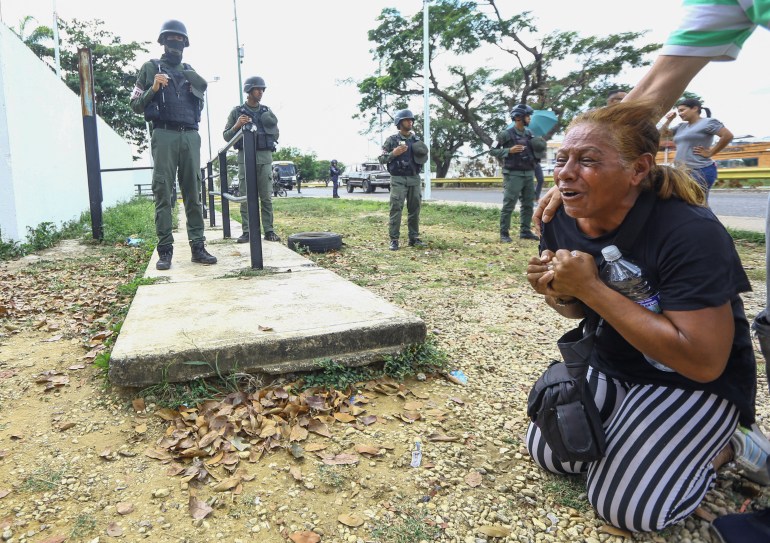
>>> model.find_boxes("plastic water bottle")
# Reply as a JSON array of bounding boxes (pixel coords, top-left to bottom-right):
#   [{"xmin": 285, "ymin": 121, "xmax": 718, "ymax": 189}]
[{"xmin": 599, "ymin": 245, "xmax": 673, "ymax": 372}]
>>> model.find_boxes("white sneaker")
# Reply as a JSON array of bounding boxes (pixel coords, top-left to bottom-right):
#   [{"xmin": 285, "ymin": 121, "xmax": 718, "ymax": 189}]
[{"xmin": 731, "ymin": 423, "xmax": 770, "ymax": 486}]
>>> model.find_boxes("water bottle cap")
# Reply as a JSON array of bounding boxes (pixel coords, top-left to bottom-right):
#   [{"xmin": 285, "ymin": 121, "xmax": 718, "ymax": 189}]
[{"xmin": 601, "ymin": 245, "xmax": 622, "ymax": 261}]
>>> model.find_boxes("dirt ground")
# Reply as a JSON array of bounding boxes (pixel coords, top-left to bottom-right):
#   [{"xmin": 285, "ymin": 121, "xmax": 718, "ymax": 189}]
[{"xmin": 1, "ymin": 238, "xmax": 770, "ymax": 543}]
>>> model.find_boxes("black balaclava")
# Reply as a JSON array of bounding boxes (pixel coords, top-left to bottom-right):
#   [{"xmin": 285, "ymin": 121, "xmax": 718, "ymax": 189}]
[{"xmin": 164, "ymin": 38, "xmax": 184, "ymax": 63}]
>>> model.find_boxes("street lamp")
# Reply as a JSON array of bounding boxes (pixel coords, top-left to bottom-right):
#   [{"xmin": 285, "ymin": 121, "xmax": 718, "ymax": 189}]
[
  {"xmin": 422, "ymin": 0, "xmax": 432, "ymax": 200},
  {"xmin": 205, "ymin": 76, "xmax": 220, "ymax": 163}
]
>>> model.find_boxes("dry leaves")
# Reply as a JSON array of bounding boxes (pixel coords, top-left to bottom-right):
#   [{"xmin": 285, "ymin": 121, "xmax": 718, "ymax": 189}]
[
  {"xmin": 289, "ymin": 531, "xmax": 321, "ymax": 543},
  {"xmin": 478, "ymin": 525, "xmax": 511, "ymax": 537},
  {"xmin": 338, "ymin": 513, "xmax": 364, "ymax": 527},
  {"xmin": 465, "ymin": 471, "xmax": 483, "ymax": 487},
  {"xmin": 35, "ymin": 370, "xmax": 68, "ymax": 391},
  {"xmin": 188, "ymin": 496, "xmax": 213, "ymax": 520},
  {"xmin": 598, "ymin": 525, "xmax": 633, "ymax": 538}
]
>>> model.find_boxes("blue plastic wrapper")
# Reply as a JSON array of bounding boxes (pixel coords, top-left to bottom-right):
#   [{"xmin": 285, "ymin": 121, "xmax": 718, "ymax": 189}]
[
  {"xmin": 126, "ymin": 237, "xmax": 144, "ymax": 247},
  {"xmin": 449, "ymin": 369, "xmax": 468, "ymax": 385}
]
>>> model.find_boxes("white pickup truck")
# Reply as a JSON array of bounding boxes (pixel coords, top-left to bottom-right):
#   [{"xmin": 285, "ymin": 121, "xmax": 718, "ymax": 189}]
[{"xmin": 341, "ymin": 162, "xmax": 391, "ymax": 193}]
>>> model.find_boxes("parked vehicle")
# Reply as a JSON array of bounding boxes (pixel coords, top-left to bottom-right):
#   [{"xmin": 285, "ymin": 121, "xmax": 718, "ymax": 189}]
[
  {"xmin": 341, "ymin": 162, "xmax": 391, "ymax": 193},
  {"xmin": 272, "ymin": 161, "xmax": 298, "ymax": 191}
]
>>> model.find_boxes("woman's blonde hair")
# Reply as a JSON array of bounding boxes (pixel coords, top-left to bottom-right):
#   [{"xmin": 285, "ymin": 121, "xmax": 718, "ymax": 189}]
[{"xmin": 568, "ymin": 101, "xmax": 706, "ymax": 206}]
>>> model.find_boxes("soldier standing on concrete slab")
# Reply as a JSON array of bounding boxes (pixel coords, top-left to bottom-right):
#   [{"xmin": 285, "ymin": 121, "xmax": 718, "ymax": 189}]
[
  {"xmin": 130, "ymin": 19, "xmax": 217, "ymax": 270},
  {"xmin": 490, "ymin": 104, "xmax": 539, "ymax": 242},
  {"xmin": 379, "ymin": 109, "xmax": 429, "ymax": 251},
  {"xmin": 222, "ymin": 76, "xmax": 281, "ymax": 244}
]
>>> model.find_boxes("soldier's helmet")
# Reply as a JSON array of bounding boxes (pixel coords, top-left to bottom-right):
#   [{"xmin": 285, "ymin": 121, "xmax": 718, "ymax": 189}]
[
  {"xmin": 331, "ymin": 159, "xmax": 337, "ymax": 165},
  {"xmin": 243, "ymin": 77, "xmax": 267, "ymax": 93},
  {"xmin": 158, "ymin": 20, "xmax": 189, "ymax": 47},
  {"xmin": 394, "ymin": 109, "xmax": 415, "ymax": 128},
  {"xmin": 510, "ymin": 104, "xmax": 532, "ymax": 120}
]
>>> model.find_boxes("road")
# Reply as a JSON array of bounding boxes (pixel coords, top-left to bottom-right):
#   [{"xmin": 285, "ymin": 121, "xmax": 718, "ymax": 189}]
[{"xmin": 292, "ymin": 185, "xmax": 770, "ymax": 219}]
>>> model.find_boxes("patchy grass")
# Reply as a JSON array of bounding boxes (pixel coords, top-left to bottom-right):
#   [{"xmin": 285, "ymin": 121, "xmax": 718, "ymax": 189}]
[
  {"xmin": 370, "ymin": 501, "xmax": 442, "ymax": 543},
  {"xmin": 542, "ymin": 474, "xmax": 589, "ymax": 512},
  {"xmin": 20, "ymin": 466, "xmax": 66, "ymax": 492}
]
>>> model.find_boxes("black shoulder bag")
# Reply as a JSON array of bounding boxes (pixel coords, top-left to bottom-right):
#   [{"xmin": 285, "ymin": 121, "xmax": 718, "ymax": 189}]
[{"xmin": 526, "ymin": 191, "xmax": 656, "ymax": 463}]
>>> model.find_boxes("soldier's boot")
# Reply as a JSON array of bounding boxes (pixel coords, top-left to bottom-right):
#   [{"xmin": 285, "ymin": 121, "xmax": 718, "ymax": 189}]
[
  {"xmin": 408, "ymin": 238, "xmax": 425, "ymax": 248},
  {"xmin": 264, "ymin": 231, "xmax": 281, "ymax": 242},
  {"xmin": 191, "ymin": 241, "xmax": 217, "ymax": 265},
  {"xmin": 500, "ymin": 231, "xmax": 512, "ymax": 243},
  {"xmin": 236, "ymin": 232, "xmax": 249, "ymax": 244},
  {"xmin": 156, "ymin": 244, "xmax": 173, "ymax": 271},
  {"xmin": 520, "ymin": 230, "xmax": 539, "ymax": 241},
  {"xmin": 389, "ymin": 239, "xmax": 399, "ymax": 251}
]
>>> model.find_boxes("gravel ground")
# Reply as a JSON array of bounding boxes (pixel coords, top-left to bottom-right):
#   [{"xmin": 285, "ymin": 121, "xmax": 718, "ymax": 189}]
[{"xmin": 0, "ymin": 220, "xmax": 769, "ymax": 543}]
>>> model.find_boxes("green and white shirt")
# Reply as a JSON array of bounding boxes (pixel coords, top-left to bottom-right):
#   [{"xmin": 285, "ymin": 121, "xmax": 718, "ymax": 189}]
[{"xmin": 663, "ymin": 0, "xmax": 769, "ymax": 60}]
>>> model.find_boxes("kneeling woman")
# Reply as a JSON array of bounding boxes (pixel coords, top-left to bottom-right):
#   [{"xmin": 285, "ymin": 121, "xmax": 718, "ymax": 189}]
[{"xmin": 526, "ymin": 102, "xmax": 756, "ymax": 532}]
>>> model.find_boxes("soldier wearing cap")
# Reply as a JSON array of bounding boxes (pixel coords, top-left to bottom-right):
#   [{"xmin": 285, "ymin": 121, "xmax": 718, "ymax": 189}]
[
  {"xmin": 130, "ymin": 19, "xmax": 217, "ymax": 270},
  {"xmin": 222, "ymin": 76, "xmax": 281, "ymax": 243},
  {"xmin": 379, "ymin": 109, "xmax": 429, "ymax": 251},
  {"xmin": 489, "ymin": 104, "xmax": 539, "ymax": 242}
]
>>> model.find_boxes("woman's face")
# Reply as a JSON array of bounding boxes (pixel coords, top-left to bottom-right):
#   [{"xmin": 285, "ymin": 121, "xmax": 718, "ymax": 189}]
[
  {"xmin": 677, "ymin": 105, "xmax": 699, "ymax": 122},
  {"xmin": 553, "ymin": 124, "xmax": 642, "ymax": 221}
]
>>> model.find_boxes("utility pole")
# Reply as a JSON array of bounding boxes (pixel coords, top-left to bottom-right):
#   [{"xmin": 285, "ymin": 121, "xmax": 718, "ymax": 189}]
[
  {"xmin": 52, "ymin": 0, "xmax": 62, "ymax": 78},
  {"xmin": 233, "ymin": 0, "xmax": 244, "ymax": 105},
  {"xmin": 422, "ymin": 0, "xmax": 432, "ymax": 200}
]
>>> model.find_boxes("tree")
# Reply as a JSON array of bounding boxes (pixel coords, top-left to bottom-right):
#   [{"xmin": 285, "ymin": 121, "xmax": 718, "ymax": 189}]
[
  {"xmin": 358, "ymin": 0, "xmax": 661, "ymax": 171},
  {"xmin": 14, "ymin": 17, "xmax": 149, "ymax": 156},
  {"xmin": 11, "ymin": 16, "xmax": 54, "ymax": 61}
]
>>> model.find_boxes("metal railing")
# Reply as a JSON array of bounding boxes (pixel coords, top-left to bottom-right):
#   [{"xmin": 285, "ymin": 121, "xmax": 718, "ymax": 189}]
[
  {"xmin": 203, "ymin": 126, "xmax": 265, "ymax": 269},
  {"xmin": 431, "ymin": 167, "xmax": 770, "ymax": 187}
]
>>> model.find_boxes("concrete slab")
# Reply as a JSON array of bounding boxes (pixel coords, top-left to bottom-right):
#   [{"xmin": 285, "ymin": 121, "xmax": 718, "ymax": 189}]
[{"xmin": 109, "ymin": 204, "xmax": 426, "ymax": 386}]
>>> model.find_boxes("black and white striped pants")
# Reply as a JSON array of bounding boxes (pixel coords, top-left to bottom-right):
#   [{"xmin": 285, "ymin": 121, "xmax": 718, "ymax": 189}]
[{"xmin": 526, "ymin": 367, "xmax": 738, "ymax": 532}]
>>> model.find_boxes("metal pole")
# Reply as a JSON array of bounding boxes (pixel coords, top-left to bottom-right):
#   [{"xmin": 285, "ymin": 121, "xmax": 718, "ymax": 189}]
[
  {"xmin": 52, "ymin": 0, "xmax": 61, "ymax": 79},
  {"xmin": 243, "ymin": 129, "xmax": 264, "ymax": 269},
  {"xmin": 78, "ymin": 47, "xmax": 103, "ymax": 240},
  {"xmin": 422, "ymin": 0, "xmax": 432, "ymax": 200},
  {"xmin": 205, "ymin": 93, "xmax": 213, "ymax": 162},
  {"xmin": 219, "ymin": 150, "xmax": 232, "ymax": 238},
  {"xmin": 233, "ymin": 0, "xmax": 244, "ymax": 105}
]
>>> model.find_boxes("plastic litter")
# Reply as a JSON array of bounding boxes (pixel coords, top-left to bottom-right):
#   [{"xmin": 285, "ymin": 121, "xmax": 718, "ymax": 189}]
[
  {"xmin": 126, "ymin": 237, "xmax": 144, "ymax": 247},
  {"xmin": 448, "ymin": 369, "xmax": 468, "ymax": 385},
  {"xmin": 410, "ymin": 440, "xmax": 422, "ymax": 468}
]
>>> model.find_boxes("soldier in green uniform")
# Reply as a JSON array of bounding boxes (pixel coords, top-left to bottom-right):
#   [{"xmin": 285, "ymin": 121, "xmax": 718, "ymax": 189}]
[
  {"xmin": 490, "ymin": 104, "xmax": 539, "ymax": 242},
  {"xmin": 222, "ymin": 76, "xmax": 280, "ymax": 243},
  {"xmin": 379, "ymin": 109, "xmax": 428, "ymax": 251},
  {"xmin": 129, "ymin": 19, "xmax": 217, "ymax": 270}
]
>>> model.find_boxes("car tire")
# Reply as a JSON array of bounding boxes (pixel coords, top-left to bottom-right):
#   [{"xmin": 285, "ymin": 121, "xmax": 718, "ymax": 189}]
[
  {"xmin": 362, "ymin": 179, "xmax": 372, "ymax": 193},
  {"xmin": 288, "ymin": 232, "xmax": 343, "ymax": 253},
  {"xmin": 346, "ymin": 183, "xmax": 354, "ymax": 193}
]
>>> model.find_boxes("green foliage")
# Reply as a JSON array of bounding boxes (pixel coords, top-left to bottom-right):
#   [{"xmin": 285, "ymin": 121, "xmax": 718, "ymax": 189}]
[
  {"xmin": 272, "ymin": 147, "xmax": 344, "ymax": 181},
  {"xmin": 370, "ymin": 502, "xmax": 441, "ymax": 543},
  {"xmin": 359, "ymin": 0, "xmax": 662, "ymax": 169},
  {"xmin": 726, "ymin": 227, "xmax": 765, "ymax": 245},
  {"xmin": 302, "ymin": 340, "xmax": 447, "ymax": 390},
  {"xmin": 383, "ymin": 339, "xmax": 448, "ymax": 380},
  {"xmin": 302, "ymin": 359, "xmax": 376, "ymax": 391},
  {"xmin": 20, "ymin": 467, "xmax": 65, "ymax": 492},
  {"xmin": 0, "ymin": 221, "xmax": 77, "ymax": 260},
  {"xmin": 140, "ymin": 376, "xmax": 228, "ymax": 410},
  {"xmin": 70, "ymin": 514, "xmax": 97, "ymax": 539},
  {"xmin": 16, "ymin": 17, "xmax": 149, "ymax": 155},
  {"xmin": 542, "ymin": 474, "xmax": 589, "ymax": 512}
]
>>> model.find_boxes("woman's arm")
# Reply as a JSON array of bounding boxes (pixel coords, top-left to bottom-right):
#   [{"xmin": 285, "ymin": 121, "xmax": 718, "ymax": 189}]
[
  {"xmin": 552, "ymin": 250, "xmax": 733, "ymax": 383},
  {"xmin": 703, "ymin": 126, "xmax": 734, "ymax": 158}
]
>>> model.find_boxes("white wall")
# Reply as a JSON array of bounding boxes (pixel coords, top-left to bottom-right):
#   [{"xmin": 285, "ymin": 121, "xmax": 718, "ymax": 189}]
[{"xmin": 0, "ymin": 23, "xmax": 146, "ymax": 242}]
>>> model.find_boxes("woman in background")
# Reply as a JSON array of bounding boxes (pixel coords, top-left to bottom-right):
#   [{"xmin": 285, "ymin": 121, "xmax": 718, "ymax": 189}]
[{"xmin": 660, "ymin": 98, "xmax": 733, "ymax": 200}]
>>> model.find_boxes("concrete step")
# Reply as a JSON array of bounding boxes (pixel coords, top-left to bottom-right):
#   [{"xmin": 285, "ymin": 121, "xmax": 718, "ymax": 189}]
[{"xmin": 108, "ymin": 205, "xmax": 426, "ymax": 386}]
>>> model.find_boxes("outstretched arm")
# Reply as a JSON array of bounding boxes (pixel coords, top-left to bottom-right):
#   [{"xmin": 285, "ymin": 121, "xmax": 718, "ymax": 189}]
[{"xmin": 625, "ymin": 55, "xmax": 711, "ymax": 115}]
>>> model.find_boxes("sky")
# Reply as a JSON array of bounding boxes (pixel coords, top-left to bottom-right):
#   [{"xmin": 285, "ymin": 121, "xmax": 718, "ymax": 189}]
[{"xmin": 2, "ymin": 0, "xmax": 770, "ymax": 168}]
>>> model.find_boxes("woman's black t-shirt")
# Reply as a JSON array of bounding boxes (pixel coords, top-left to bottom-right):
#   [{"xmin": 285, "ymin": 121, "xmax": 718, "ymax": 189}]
[{"xmin": 541, "ymin": 195, "xmax": 756, "ymax": 423}]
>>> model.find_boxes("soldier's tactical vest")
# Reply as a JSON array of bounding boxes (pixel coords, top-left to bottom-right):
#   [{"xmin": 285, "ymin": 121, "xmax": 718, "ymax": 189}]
[
  {"xmin": 502, "ymin": 128, "xmax": 535, "ymax": 171},
  {"xmin": 234, "ymin": 105, "xmax": 277, "ymax": 152},
  {"xmin": 144, "ymin": 60, "xmax": 201, "ymax": 129},
  {"xmin": 386, "ymin": 136, "xmax": 423, "ymax": 176}
]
